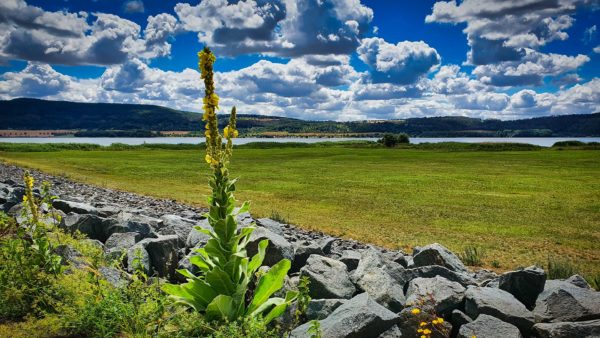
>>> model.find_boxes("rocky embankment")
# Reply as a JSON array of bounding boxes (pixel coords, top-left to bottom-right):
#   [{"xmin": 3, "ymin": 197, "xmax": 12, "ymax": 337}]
[{"xmin": 1, "ymin": 163, "xmax": 599, "ymax": 338}]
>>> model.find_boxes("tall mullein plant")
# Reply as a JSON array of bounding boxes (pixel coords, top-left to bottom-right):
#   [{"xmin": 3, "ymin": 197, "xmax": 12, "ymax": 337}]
[{"xmin": 163, "ymin": 47, "xmax": 297, "ymax": 323}]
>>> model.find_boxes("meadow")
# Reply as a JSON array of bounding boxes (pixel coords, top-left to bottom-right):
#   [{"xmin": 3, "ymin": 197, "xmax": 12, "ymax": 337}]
[{"xmin": 1, "ymin": 143, "xmax": 599, "ymax": 276}]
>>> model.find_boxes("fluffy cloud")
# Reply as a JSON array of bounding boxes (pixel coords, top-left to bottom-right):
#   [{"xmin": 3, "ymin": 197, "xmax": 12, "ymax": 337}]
[
  {"xmin": 357, "ymin": 37, "xmax": 440, "ymax": 84},
  {"xmin": 430, "ymin": 65, "xmax": 484, "ymax": 95},
  {"xmin": 0, "ymin": 0, "xmax": 178, "ymax": 65},
  {"xmin": 472, "ymin": 49, "xmax": 589, "ymax": 86},
  {"xmin": 123, "ymin": 0, "xmax": 145, "ymax": 14},
  {"xmin": 175, "ymin": 0, "xmax": 373, "ymax": 57},
  {"xmin": 0, "ymin": 63, "xmax": 72, "ymax": 97},
  {"xmin": 426, "ymin": 0, "xmax": 587, "ymax": 65}
]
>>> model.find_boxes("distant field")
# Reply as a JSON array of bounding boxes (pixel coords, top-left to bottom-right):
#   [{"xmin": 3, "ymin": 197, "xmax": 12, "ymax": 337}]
[{"xmin": 1, "ymin": 145, "xmax": 599, "ymax": 276}]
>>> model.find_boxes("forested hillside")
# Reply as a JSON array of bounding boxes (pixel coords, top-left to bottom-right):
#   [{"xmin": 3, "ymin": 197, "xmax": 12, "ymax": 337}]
[{"xmin": 1, "ymin": 98, "xmax": 599, "ymax": 136}]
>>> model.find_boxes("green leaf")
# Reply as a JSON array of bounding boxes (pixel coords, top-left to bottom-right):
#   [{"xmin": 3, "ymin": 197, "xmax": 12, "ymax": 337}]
[
  {"xmin": 176, "ymin": 268, "xmax": 197, "ymax": 279},
  {"xmin": 190, "ymin": 253, "xmax": 212, "ymax": 272},
  {"xmin": 246, "ymin": 259, "xmax": 291, "ymax": 315},
  {"xmin": 162, "ymin": 280, "xmax": 218, "ymax": 311},
  {"xmin": 236, "ymin": 201, "xmax": 250, "ymax": 215},
  {"xmin": 206, "ymin": 266, "xmax": 236, "ymax": 295},
  {"xmin": 248, "ymin": 239, "xmax": 268, "ymax": 275},
  {"xmin": 206, "ymin": 295, "xmax": 237, "ymax": 321}
]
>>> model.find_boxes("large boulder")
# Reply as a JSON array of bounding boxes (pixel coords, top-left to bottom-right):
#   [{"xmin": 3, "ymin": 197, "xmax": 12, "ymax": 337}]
[
  {"xmin": 565, "ymin": 274, "xmax": 592, "ymax": 289},
  {"xmin": 406, "ymin": 276, "xmax": 466, "ymax": 315},
  {"xmin": 105, "ymin": 232, "xmax": 143, "ymax": 251},
  {"xmin": 306, "ymin": 299, "xmax": 346, "ymax": 320},
  {"xmin": 127, "ymin": 235, "xmax": 179, "ymax": 278},
  {"xmin": 52, "ymin": 199, "xmax": 98, "ymax": 215},
  {"xmin": 247, "ymin": 227, "xmax": 294, "ymax": 267},
  {"xmin": 397, "ymin": 265, "xmax": 477, "ymax": 289},
  {"xmin": 465, "ymin": 286, "xmax": 534, "ymax": 333},
  {"xmin": 106, "ymin": 212, "xmax": 161, "ymax": 238},
  {"xmin": 533, "ymin": 319, "xmax": 600, "ymax": 338},
  {"xmin": 497, "ymin": 266, "xmax": 546, "ymax": 310},
  {"xmin": 59, "ymin": 213, "xmax": 113, "ymax": 242},
  {"xmin": 352, "ymin": 261, "xmax": 405, "ymax": 312},
  {"xmin": 378, "ymin": 325, "xmax": 402, "ymax": 338},
  {"xmin": 292, "ymin": 242, "xmax": 324, "ymax": 272},
  {"xmin": 158, "ymin": 214, "xmax": 197, "ymax": 246},
  {"xmin": 126, "ymin": 245, "xmax": 153, "ymax": 276},
  {"xmin": 413, "ymin": 243, "xmax": 467, "ymax": 272},
  {"xmin": 185, "ymin": 218, "xmax": 211, "ymax": 248},
  {"xmin": 300, "ymin": 254, "xmax": 356, "ymax": 299},
  {"xmin": 290, "ymin": 293, "xmax": 399, "ymax": 338},
  {"xmin": 256, "ymin": 218, "xmax": 285, "ymax": 236},
  {"xmin": 533, "ymin": 280, "xmax": 600, "ymax": 322},
  {"xmin": 458, "ymin": 314, "xmax": 522, "ymax": 338},
  {"xmin": 340, "ymin": 250, "xmax": 361, "ymax": 271},
  {"xmin": 352, "ymin": 248, "xmax": 406, "ymax": 285}
]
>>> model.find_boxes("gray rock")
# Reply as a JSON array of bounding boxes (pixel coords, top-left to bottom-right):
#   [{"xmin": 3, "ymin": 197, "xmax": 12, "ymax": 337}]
[
  {"xmin": 105, "ymin": 232, "xmax": 142, "ymax": 251},
  {"xmin": 141, "ymin": 235, "xmax": 179, "ymax": 279},
  {"xmin": 398, "ymin": 265, "xmax": 477, "ymax": 289},
  {"xmin": 306, "ymin": 299, "xmax": 346, "ymax": 320},
  {"xmin": 465, "ymin": 286, "xmax": 534, "ymax": 333},
  {"xmin": 82, "ymin": 239, "xmax": 104, "ymax": 250},
  {"xmin": 352, "ymin": 263, "xmax": 405, "ymax": 312},
  {"xmin": 340, "ymin": 250, "xmax": 361, "ymax": 271},
  {"xmin": 497, "ymin": 266, "xmax": 546, "ymax": 310},
  {"xmin": 247, "ymin": 227, "xmax": 294, "ymax": 267},
  {"xmin": 292, "ymin": 242, "xmax": 324, "ymax": 272},
  {"xmin": 185, "ymin": 218, "xmax": 211, "ymax": 248},
  {"xmin": 378, "ymin": 325, "xmax": 402, "ymax": 338},
  {"xmin": 451, "ymin": 309, "xmax": 472, "ymax": 334},
  {"xmin": 406, "ymin": 276, "xmax": 466, "ymax": 315},
  {"xmin": 59, "ymin": 213, "xmax": 113, "ymax": 242},
  {"xmin": 96, "ymin": 205, "xmax": 121, "ymax": 218},
  {"xmin": 54, "ymin": 244, "xmax": 87, "ymax": 269},
  {"xmin": 413, "ymin": 243, "xmax": 468, "ymax": 272},
  {"xmin": 353, "ymin": 248, "xmax": 406, "ymax": 285},
  {"xmin": 534, "ymin": 280, "xmax": 600, "ymax": 322},
  {"xmin": 533, "ymin": 319, "xmax": 600, "ymax": 338},
  {"xmin": 458, "ymin": 314, "xmax": 522, "ymax": 338},
  {"xmin": 99, "ymin": 266, "xmax": 129, "ymax": 288},
  {"xmin": 53, "ymin": 199, "xmax": 98, "ymax": 215},
  {"xmin": 159, "ymin": 214, "xmax": 196, "ymax": 246},
  {"xmin": 107, "ymin": 212, "xmax": 161, "ymax": 238},
  {"xmin": 2, "ymin": 187, "xmax": 25, "ymax": 211},
  {"xmin": 126, "ymin": 245, "xmax": 153, "ymax": 276},
  {"xmin": 565, "ymin": 274, "xmax": 592, "ymax": 289},
  {"xmin": 256, "ymin": 218, "xmax": 285, "ymax": 236},
  {"xmin": 319, "ymin": 237, "xmax": 338, "ymax": 254},
  {"xmin": 290, "ymin": 293, "xmax": 399, "ymax": 338},
  {"xmin": 473, "ymin": 269, "xmax": 498, "ymax": 284},
  {"xmin": 300, "ymin": 254, "xmax": 356, "ymax": 299}
]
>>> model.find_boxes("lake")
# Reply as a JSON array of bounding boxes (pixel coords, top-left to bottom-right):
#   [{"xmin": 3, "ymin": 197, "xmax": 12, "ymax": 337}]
[{"xmin": 0, "ymin": 137, "xmax": 599, "ymax": 147}]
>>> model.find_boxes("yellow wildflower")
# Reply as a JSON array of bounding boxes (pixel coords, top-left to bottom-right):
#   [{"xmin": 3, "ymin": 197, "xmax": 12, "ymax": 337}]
[
  {"xmin": 420, "ymin": 335, "xmax": 426, "ymax": 338},
  {"xmin": 223, "ymin": 126, "xmax": 230, "ymax": 138},
  {"xmin": 417, "ymin": 329, "xmax": 423, "ymax": 333},
  {"xmin": 205, "ymin": 154, "xmax": 212, "ymax": 164},
  {"xmin": 233, "ymin": 130, "xmax": 239, "ymax": 138},
  {"xmin": 411, "ymin": 308, "xmax": 421, "ymax": 315},
  {"xmin": 432, "ymin": 319, "xmax": 438, "ymax": 324},
  {"xmin": 436, "ymin": 318, "xmax": 444, "ymax": 324},
  {"xmin": 420, "ymin": 322, "xmax": 427, "ymax": 326},
  {"xmin": 423, "ymin": 329, "xmax": 432, "ymax": 335}
]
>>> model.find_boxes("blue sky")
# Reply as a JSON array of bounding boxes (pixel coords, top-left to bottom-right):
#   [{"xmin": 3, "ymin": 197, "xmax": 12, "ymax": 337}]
[{"xmin": 0, "ymin": 0, "xmax": 599, "ymax": 120}]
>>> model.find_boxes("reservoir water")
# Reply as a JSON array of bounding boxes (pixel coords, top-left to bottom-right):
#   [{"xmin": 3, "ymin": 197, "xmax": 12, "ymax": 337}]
[{"xmin": 0, "ymin": 137, "xmax": 599, "ymax": 147}]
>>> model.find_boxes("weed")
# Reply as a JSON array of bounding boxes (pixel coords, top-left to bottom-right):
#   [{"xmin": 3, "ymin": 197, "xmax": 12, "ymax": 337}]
[
  {"xmin": 546, "ymin": 257, "xmax": 577, "ymax": 279},
  {"xmin": 271, "ymin": 210, "xmax": 289, "ymax": 224},
  {"xmin": 459, "ymin": 246, "xmax": 486, "ymax": 266}
]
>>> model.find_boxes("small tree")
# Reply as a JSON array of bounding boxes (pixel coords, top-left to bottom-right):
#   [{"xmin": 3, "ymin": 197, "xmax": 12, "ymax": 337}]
[
  {"xmin": 163, "ymin": 48, "xmax": 296, "ymax": 323},
  {"xmin": 379, "ymin": 133, "xmax": 410, "ymax": 147}
]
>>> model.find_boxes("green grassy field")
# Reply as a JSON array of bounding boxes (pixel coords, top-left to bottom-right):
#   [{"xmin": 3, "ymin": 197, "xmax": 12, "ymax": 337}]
[{"xmin": 1, "ymin": 145, "xmax": 599, "ymax": 276}]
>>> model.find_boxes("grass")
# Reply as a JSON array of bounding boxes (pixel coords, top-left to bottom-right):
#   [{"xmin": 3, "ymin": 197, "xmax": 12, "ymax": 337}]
[{"xmin": 1, "ymin": 144, "xmax": 599, "ymax": 275}]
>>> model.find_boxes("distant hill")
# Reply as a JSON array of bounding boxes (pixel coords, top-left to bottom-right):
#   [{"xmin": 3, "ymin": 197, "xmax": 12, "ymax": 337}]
[{"xmin": 1, "ymin": 98, "xmax": 599, "ymax": 137}]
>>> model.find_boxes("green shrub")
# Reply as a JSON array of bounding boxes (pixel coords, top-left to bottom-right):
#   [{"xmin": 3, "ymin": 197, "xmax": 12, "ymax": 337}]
[
  {"xmin": 459, "ymin": 246, "xmax": 486, "ymax": 266},
  {"xmin": 0, "ymin": 173, "xmax": 64, "ymax": 321},
  {"xmin": 378, "ymin": 133, "xmax": 410, "ymax": 147},
  {"xmin": 546, "ymin": 257, "xmax": 577, "ymax": 279},
  {"xmin": 552, "ymin": 140, "xmax": 586, "ymax": 147}
]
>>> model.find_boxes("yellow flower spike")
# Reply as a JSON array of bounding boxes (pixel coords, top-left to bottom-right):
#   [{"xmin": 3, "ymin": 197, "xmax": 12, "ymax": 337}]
[{"xmin": 411, "ymin": 308, "xmax": 421, "ymax": 315}]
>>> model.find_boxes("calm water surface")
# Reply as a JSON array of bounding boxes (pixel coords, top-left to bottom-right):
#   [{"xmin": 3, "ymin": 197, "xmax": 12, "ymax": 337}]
[{"xmin": 1, "ymin": 137, "xmax": 599, "ymax": 147}]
